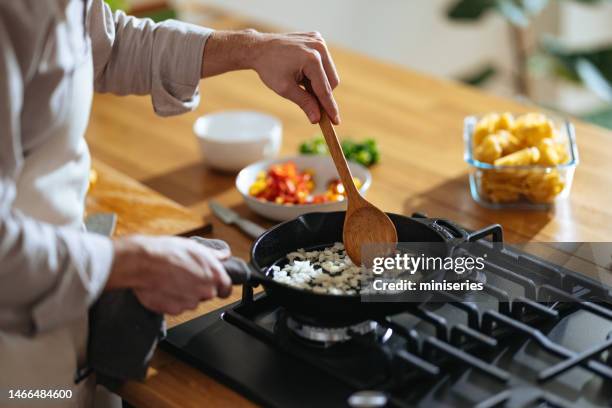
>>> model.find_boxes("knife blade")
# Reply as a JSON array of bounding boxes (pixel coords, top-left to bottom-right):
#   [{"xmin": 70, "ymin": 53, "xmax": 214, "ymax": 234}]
[
  {"xmin": 209, "ymin": 201, "xmax": 266, "ymax": 239},
  {"xmin": 85, "ymin": 213, "xmax": 117, "ymax": 237}
]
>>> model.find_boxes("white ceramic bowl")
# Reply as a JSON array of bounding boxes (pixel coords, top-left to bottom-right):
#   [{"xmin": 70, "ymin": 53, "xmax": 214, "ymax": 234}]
[
  {"xmin": 193, "ymin": 110, "xmax": 282, "ymax": 172},
  {"xmin": 236, "ymin": 155, "xmax": 372, "ymax": 221}
]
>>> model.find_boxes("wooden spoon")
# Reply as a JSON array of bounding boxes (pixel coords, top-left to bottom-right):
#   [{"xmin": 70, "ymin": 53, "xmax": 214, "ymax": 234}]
[{"xmin": 305, "ymin": 82, "xmax": 397, "ymax": 265}]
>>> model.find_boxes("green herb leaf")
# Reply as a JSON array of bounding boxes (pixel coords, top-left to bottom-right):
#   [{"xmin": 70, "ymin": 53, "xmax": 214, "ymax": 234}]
[
  {"xmin": 447, "ymin": 0, "xmax": 496, "ymax": 20},
  {"xmin": 299, "ymin": 136, "xmax": 380, "ymax": 167},
  {"xmin": 458, "ymin": 64, "xmax": 498, "ymax": 86},
  {"xmin": 541, "ymin": 37, "xmax": 612, "ymax": 101}
]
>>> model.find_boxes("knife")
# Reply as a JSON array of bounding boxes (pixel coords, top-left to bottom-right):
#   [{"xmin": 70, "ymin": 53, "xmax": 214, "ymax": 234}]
[
  {"xmin": 209, "ymin": 201, "xmax": 266, "ymax": 239},
  {"xmin": 85, "ymin": 213, "xmax": 117, "ymax": 237}
]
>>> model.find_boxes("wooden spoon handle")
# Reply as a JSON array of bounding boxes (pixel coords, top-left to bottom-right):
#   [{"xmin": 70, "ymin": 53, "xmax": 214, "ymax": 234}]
[{"xmin": 303, "ymin": 80, "xmax": 361, "ymax": 201}]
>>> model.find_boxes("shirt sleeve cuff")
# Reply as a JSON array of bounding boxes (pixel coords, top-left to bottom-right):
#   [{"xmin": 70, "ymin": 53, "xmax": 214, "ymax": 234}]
[
  {"xmin": 32, "ymin": 232, "xmax": 114, "ymax": 333},
  {"xmin": 151, "ymin": 21, "xmax": 213, "ymax": 116}
]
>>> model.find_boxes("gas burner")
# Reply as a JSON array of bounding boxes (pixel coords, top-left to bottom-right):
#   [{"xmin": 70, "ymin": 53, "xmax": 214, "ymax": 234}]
[
  {"xmin": 449, "ymin": 267, "xmax": 487, "ymax": 288},
  {"xmin": 286, "ymin": 317, "xmax": 379, "ymax": 346},
  {"xmin": 347, "ymin": 390, "xmax": 388, "ymax": 408},
  {"xmin": 165, "ymin": 216, "xmax": 612, "ymax": 408}
]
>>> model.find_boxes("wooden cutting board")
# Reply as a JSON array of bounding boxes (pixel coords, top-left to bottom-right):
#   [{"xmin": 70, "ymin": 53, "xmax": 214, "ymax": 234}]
[
  {"xmin": 86, "ymin": 159, "xmax": 255, "ymax": 407},
  {"xmin": 86, "ymin": 159, "xmax": 205, "ymax": 236}
]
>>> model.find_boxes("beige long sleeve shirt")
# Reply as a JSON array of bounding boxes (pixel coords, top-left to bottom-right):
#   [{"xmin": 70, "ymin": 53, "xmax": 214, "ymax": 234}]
[{"xmin": 0, "ymin": 0, "xmax": 211, "ymax": 339}]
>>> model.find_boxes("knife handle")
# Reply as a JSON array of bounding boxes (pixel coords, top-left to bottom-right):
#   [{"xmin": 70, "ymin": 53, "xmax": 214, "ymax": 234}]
[{"xmin": 233, "ymin": 217, "xmax": 266, "ymax": 240}]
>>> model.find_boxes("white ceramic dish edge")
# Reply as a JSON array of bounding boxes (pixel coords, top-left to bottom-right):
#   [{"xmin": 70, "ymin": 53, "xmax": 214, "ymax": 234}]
[{"xmin": 193, "ymin": 110, "xmax": 282, "ymax": 172}]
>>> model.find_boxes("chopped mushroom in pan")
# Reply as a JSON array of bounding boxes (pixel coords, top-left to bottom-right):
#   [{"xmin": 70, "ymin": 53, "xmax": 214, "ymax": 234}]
[{"xmin": 271, "ymin": 242, "xmax": 370, "ymax": 295}]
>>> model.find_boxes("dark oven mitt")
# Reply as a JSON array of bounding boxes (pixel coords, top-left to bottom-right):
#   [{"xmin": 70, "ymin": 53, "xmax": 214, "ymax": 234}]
[{"xmin": 87, "ymin": 289, "xmax": 165, "ymax": 391}]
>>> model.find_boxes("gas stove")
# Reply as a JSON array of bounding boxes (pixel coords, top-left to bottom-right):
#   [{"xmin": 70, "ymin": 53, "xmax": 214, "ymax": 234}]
[{"xmin": 163, "ymin": 220, "xmax": 612, "ymax": 408}]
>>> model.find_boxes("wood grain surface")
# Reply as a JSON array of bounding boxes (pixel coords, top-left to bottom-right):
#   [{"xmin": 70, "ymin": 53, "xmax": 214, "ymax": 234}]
[
  {"xmin": 86, "ymin": 160, "xmax": 256, "ymax": 408},
  {"xmin": 84, "ymin": 6, "xmax": 612, "ymax": 408},
  {"xmin": 86, "ymin": 160, "xmax": 204, "ymax": 237}
]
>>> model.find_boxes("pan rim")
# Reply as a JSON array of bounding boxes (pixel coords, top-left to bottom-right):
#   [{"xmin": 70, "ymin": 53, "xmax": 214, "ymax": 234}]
[{"xmin": 249, "ymin": 211, "xmax": 451, "ymax": 300}]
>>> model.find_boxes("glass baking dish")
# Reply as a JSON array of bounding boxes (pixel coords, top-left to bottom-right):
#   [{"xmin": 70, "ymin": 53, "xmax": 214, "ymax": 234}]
[{"xmin": 463, "ymin": 114, "xmax": 579, "ymax": 210}]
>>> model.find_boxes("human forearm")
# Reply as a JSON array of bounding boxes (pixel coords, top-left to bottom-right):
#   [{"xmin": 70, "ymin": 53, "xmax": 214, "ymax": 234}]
[
  {"xmin": 201, "ymin": 29, "xmax": 340, "ymax": 124},
  {"xmin": 200, "ymin": 30, "xmax": 257, "ymax": 78},
  {"xmin": 90, "ymin": 0, "xmax": 340, "ymax": 122}
]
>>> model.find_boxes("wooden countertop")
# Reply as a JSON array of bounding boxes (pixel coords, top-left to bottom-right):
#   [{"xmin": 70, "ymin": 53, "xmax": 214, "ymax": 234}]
[
  {"xmin": 87, "ymin": 160, "xmax": 256, "ymax": 407},
  {"xmin": 84, "ymin": 6, "xmax": 612, "ymax": 408}
]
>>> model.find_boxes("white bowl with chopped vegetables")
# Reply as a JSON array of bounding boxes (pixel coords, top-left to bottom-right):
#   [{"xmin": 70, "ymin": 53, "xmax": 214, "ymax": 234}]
[{"xmin": 236, "ymin": 155, "xmax": 372, "ymax": 221}]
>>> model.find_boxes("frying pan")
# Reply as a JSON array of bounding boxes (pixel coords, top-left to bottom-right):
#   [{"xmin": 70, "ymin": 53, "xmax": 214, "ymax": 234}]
[{"xmin": 195, "ymin": 211, "xmax": 502, "ymax": 326}]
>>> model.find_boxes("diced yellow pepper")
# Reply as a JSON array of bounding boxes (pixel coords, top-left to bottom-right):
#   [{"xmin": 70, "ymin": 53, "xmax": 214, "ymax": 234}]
[
  {"xmin": 248, "ymin": 179, "xmax": 267, "ymax": 196},
  {"xmin": 494, "ymin": 147, "xmax": 540, "ymax": 166}
]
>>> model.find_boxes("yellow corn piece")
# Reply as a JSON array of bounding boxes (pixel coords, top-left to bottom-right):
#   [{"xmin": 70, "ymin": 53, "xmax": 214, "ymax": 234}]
[
  {"xmin": 494, "ymin": 147, "xmax": 540, "ymax": 167},
  {"xmin": 492, "ymin": 130, "xmax": 522, "ymax": 155},
  {"xmin": 536, "ymin": 138, "xmax": 561, "ymax": 166},
  {"xmin": 486, "ymin": 190, "xmax": 521, "ymax": 203},
  {"xmin": 524, "ymin": 171, "xmax": 565, "ymax": 203},
  {"xmin": 474, "ymin": 111, "xmax": 569, "ymax": 205},
  {"xmin": 496, "ymin": 112, "xmax": 515, "ymax": 131},
  {"xmin": 554, "ymin": 139, "xmax": 570, "ymax": 164},
  {"xmin": 513, "ymin": 113, "xmax": 554, "ymax": 146},
  {"xmin": 473, "ymin": 113, "xmax": 500, "ymax": 146},
  {"xmin": 483, "ymin": 168, "xmax": 530, "ymax": 182},
  {"xmin": 474, "ymin": 134, "xmax": 502, "ymax": 163}
]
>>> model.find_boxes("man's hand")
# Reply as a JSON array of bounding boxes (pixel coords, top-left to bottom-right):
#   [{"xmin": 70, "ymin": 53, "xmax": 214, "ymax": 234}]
[
  {"xmin": 106, "ymin": 235, "xmax": 232, "ymax": 315},
  {"xmin": 201, "ymin": 30, "xmax": 340, "ymax": 125}
]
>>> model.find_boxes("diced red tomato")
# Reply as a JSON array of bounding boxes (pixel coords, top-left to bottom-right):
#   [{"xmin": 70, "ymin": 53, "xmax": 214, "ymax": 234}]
[{"xmin": 249, "ymin": 161, "xmax": 360, "ymax": 205}]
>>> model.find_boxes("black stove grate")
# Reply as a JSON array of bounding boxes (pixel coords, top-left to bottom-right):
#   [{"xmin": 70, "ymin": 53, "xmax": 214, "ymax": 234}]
[{"xmin": 164, "ymin": 221, "xmax": 612, "ymax": 408}]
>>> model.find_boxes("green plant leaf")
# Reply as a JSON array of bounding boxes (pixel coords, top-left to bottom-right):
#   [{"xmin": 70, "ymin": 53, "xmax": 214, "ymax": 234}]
[
  {"xmin": 522, "ymin": 0, "xmax": 549, "ymax": 14},
  {"xmin": 568, "ymin": 0, "xmax": 609, "ymax": 4},
  {"xmin": 458, "ymin": 64, "xmax": 498, "ymax": 86},
  {"xmin": 139, "ymin": 8, "xmax": 177, "ymax": 22},
  {"xmin": 541, "ymin": 37, "xmax": 612, "ymax": 101},
  {"xmin": 575, "ymin": 59, "xmax": 612, "ymax": 101},
  {"xmin": 582, "ymin": 106, "xmax": 612, "ymax": 129},
  {"xmin": 495, "ymin": 0, "xmax": 548, "ymax": 26},
  {"xmin": 104, "ymin": 0, "xmax": 127, "ymax": 12},
  {"xmin": 447, "ymin": 0, "xmax": 496, "ymax": 20},
  {"xmin": 495, "ymin": 0, "xmax": 530, "ymax": 26},
  {"xmin": 447, "ymin": 0, "xmax": 548, "ymax": 25}
]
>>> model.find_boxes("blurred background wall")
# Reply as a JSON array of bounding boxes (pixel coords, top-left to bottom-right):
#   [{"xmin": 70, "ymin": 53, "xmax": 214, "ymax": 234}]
[{"xmin": 125, "ymin": 0, "xmax": 612, "ymax": 127}]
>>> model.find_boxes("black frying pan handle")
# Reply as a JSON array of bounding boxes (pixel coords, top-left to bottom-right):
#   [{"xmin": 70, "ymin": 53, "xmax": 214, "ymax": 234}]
[
  {"xmin": 189, "ymin": 237, "xmax": 254, "ymax": 285},
  {"xmin": 221, "ymin": 257, "xmax": 253, "ymax": 285}
]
